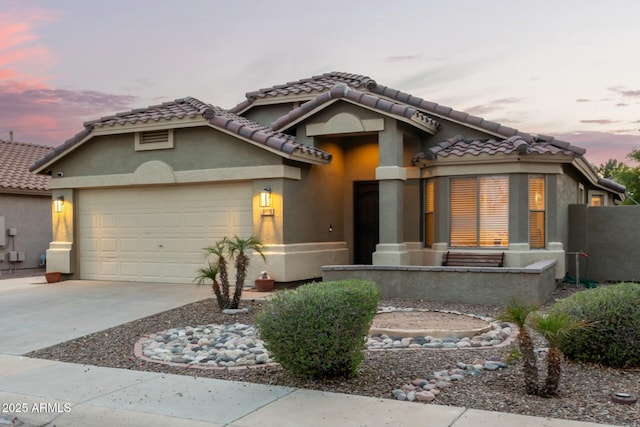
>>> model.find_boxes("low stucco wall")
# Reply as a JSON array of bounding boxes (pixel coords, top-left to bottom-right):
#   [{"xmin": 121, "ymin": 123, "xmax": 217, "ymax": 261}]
[{"xmin": 322, "ymin": 260, "xmax": 557, "ymax": 306}]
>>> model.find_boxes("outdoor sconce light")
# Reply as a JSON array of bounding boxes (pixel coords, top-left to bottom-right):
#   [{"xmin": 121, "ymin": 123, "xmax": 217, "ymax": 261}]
[
  {"xmin": 53, "ymin": 196, "xmax": 64, "ymax": 213},
  {"xmin": 260, "ymin": 187, "xmax": 274, "ymax": 216}
]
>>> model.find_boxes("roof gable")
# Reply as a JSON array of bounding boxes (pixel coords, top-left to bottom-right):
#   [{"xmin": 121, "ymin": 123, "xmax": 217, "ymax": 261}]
[
  {"xmin": 270, "ymin": 83, "xmax": 439, "ymax": 135},
  {"xmin": 0, "ymin": 139, "xmax": 52, "ymax": 193},
  {"xmin": 31, "ymin": 97, "xmax": 330, "ymax": 174}
]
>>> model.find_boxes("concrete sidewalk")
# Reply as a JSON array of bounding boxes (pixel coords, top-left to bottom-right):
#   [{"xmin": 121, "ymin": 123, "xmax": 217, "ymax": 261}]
[
  {"xmin": 0, "ymin": 276, "xmax": 620, "ymax": 427},
  {"xmin": 0, "ymin": 355, "xmax": 615, "ymax": 427}
]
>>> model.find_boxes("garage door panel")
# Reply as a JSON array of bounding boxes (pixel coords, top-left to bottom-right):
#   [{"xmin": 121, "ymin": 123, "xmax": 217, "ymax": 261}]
[
  {"xmin": 79, "ymin": 183, "xmax": 253, "ymax": 283},
  {"xmin": 100, "ymin": 214, "xmax": 118, "ymax": 229},
  {"xmin": 120, "ymin": 238, "xmax": 139, "ymax": 252},
  {"xmin": 101, "ymin": 238, "xmax": 118, "ymax": 252},
  {"xmin": 119, "ymin": 214, "xmax": 139, "ymax": 228}
]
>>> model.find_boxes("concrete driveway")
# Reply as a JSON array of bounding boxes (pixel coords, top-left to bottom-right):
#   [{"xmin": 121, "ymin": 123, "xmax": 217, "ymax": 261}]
[{"xmin": 0, "ymin": 276, "xmax": 212, "ymax": 355}]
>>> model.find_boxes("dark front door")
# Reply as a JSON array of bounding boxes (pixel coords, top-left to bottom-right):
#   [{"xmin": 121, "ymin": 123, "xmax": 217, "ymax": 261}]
[{"xmin": 354, "ymin": 181, "xmax": 379, "ymax": 264}]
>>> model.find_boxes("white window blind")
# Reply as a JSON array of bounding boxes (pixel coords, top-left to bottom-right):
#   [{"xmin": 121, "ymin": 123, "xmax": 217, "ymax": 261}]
[
  {"xmin": 425, "ymin": 180, "xmax": 435, "ymax": 247},
  {"xmin": 450, "ymin": 176, "xmax": 508, "ymax": 247},
  {"xmin": 529, "ymin": 176, "xmax": 545, "ymax": 249}
]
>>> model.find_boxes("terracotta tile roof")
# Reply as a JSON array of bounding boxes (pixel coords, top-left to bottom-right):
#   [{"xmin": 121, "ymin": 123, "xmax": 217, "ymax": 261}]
[
  {"xmin": 270, "ymin": 83, "xmax": 439, "ymax": 134},
  {"xmin": 0, "ymin": 139, "xmax": 52, "ymax": 192},
  {"xmin": 412, "ymin": 135, "xmax": 576, "ymax": 166},
  {"xmin": 371, "ymin": 84, "xmax": 587, "ymax": 156},
  {"xmin": 209, "ymin": 108, "xmax": 331, "ymax": 161},
  {"xmin": 233, "ymin": 71, "xmax": 587, "ymax": 157},
  {"xmin": 230, "ymin": 72, "xmax": 377, "ymax": 114},
  {"xmin": 86, "ymin": 97, "xmax": 215, "ymax": 128},
  {"xmin": 31, "ymin": 97, "xmax": 330, "ymax": 172}
]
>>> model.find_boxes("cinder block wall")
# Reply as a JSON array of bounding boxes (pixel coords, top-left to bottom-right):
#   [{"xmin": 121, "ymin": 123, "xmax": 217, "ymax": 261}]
[{"xmin": 569, "ymin": 204, "xmax": 640, "ymax": 282}]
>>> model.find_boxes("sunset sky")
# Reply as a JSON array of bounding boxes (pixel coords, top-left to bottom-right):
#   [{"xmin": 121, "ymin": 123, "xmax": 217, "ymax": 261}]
[{"xmin": 1, "ymin": 0, "xmax": 639, "ymax": 167}]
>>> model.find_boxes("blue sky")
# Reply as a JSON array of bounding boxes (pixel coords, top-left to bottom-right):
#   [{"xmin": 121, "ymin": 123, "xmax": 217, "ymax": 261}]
[{"xmin": 1, "ymin": 0, "xmax": 639, "ymax": 166}]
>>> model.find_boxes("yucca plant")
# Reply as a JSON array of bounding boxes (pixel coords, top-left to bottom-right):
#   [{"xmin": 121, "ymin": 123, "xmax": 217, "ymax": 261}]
[
  {"xmin": 529, "ymin": 311, "xmax": 590, "ymax": 397},
  {"xmin": 498, "ymin": 299, "xmax": 540, "ymax": 395},
  {"xmin": 194, "ymin": 235, "xmax": 265, "ymax": 310}
]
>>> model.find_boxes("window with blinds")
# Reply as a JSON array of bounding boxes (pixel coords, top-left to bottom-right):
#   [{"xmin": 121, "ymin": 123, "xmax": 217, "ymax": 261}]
[
  {"xmin": 450, "ymin": 176, "xmax": 509, "ymax": 247},
  {"xmin": 529, "ymin": 176, "xmax": 545, "ymax": 249},
  {"xmin": 424, "ymin": 180, "xmax": 435, "ymax": 247}
]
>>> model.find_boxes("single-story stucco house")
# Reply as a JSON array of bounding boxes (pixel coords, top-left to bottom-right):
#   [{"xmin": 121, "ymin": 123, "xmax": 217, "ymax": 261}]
[
  {"xmin": 30, "ymin": 71, "xmax": 624, "ymax": 293},
  {"xmin": 1, "ymin": 138, "xmax": 53, "ymax": 273}
]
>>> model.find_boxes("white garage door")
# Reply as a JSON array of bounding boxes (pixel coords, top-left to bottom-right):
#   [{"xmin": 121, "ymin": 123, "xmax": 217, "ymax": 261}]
[{"xmin": 78, "ymin": 183, "xmax": 253, "ymax": 283}]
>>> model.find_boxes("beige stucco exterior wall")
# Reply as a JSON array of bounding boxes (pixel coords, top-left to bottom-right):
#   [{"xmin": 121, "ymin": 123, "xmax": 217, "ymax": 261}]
[{"xmin": 52, "ymin": 127, "xmax": 282, "ymax": 178}]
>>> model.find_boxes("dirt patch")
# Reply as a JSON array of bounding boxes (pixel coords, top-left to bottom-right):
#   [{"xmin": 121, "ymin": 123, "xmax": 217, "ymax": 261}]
[{"xmin": 372, "ymin": 310, "xmax": 488, "ymax": 330}]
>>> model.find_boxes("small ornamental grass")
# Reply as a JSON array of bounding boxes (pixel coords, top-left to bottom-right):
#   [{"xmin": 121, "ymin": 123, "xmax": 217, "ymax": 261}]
[
  {"xmin": 255, "ymin": 279, "xmax": 380, "ymax": 379},
  {"xmin": 550, "ymin": 283, "xmax": 640, "ymax": 368}
]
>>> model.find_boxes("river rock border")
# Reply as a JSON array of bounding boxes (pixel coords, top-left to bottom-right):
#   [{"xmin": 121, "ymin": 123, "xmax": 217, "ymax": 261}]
[
  {"xmin": 368, "ymin": 307, "xmax": 517, "ymax": 351},
  {"xmin": 134, "ymin": 309, "xmax": 518, "ymax": 370}
]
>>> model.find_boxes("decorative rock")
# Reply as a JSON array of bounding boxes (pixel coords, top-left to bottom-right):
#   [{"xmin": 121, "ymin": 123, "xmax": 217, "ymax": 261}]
[
  {"xmin": 407, "ymin": 391, "xmax": 416, "ymax": 402},
  {"xmin": 415, "ymin": 391, "xmax": 436, "ymax": 402},
  {"xmin": 483, "ymin": 362, "xmax": 500, "ymax": 371}
]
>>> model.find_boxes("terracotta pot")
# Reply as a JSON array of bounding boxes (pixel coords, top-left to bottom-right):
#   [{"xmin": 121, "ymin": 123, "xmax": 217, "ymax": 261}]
[
  {"xmin": 45, "ymin": 271, "xmax": 61, "ymax": 283},
  {"xmin": 255, "ymin": 278, "xmax": 275, "ymax": 292}
]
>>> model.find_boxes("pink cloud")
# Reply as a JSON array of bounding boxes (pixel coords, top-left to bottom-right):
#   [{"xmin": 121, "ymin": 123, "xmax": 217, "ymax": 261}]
[
  {"xmin": 0, "ymin": 80, "xmax": 138, "ymax": 145},
  {"xmin": 0, "ymin": 6, "xmax": 140, "ymax": 145},
  {"xmin": 554, "ymin": 131, "xmax": 640, "ymax": 166}
]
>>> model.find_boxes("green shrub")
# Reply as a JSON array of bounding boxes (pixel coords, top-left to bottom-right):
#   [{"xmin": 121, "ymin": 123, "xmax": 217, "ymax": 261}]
[
  {"xmin": 255, "ymin": 279, "xmax": 380, "ymax": 379},
  {"xmin": 549, "ymin": 283, "xmax": 640, "ymax": 368}
]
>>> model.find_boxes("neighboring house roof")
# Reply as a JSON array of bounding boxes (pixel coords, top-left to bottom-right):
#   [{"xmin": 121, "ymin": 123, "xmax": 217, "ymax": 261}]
[
  {"xmin": 0, "ymin": 139, "xmax": 52, "ymax": 194},
  {"xmin": 31, "ymin": 97, "xmax": 331, "ymax": 173},
  {"xmin": 413, "ymin": 135, "xmax": 576, "ymax": 165},
  {"xmin": 270, "ymin": 82, "xmax": 440, "ymax": 134}
]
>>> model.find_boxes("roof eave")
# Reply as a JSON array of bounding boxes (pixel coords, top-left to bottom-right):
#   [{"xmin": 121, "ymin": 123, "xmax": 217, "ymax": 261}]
[
  {"xmin": 0, "ymin": 187, "xmax": 51, "ymax": 196},
  {"xmin": 206, "ymin": 122, "xmax": 330, "ymax": 166}
]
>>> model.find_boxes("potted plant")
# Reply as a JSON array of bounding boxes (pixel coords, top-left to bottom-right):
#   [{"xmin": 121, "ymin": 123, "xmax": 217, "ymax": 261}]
[
  {"xmin": 45, "ymin": 271, "xmax": 61, "ymax": 283},
  {"xmin": 255, "ymin": 271, "xmax": 275, "ymax": 292}
]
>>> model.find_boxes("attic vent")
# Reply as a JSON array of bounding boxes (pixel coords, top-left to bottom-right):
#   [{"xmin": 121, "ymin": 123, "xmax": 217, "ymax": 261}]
[{"xmin": 134, "ymin": 129, "xmax": 174, "ymax": 151}]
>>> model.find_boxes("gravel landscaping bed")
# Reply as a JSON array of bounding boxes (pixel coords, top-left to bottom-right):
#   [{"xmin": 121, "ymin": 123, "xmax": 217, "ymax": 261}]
[{"xmin": 26, "ymin": 284, "xmax": 639, "ymax": 426}]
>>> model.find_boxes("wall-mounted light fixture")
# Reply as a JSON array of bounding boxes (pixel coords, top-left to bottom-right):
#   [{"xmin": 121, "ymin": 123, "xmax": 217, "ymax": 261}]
[
  {"xmin": 260, "ymin": 187, "xmax": 272, "ymax": 207},
  {"xmin": 260, "ymin": 187, "xmax": 274, "ymax": 216},
  {"xmin": 53, "ymin": 196, "xmax": 64, "ymax": 213}
]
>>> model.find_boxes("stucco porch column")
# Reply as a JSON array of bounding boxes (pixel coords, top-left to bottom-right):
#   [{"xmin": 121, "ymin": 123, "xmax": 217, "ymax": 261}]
[
  {"xmin": 372, "ymin": 119, "xmax": 409, "ymax": 266},
  {"xmin": 47, "ymin": 188, "xmax": 75, "ymax": 275}
]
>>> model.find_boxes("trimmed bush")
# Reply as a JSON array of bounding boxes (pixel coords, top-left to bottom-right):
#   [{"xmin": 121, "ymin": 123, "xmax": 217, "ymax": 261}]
[
  {"xmin": 549, "ymin": 283, "xmax": 640, "ymax": 368},
  {"xmin": 255, "ymin": 279, "xmax": 380, "ymax": 379}
]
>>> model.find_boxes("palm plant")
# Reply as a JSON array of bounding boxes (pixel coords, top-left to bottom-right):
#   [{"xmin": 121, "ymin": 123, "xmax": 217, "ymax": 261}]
[
  {"xmin": 194, "ymin": 235, "xmax": 265, "ymax": 310},
  {"xmin": 194, "ymin": 261, "xmax": 224, "ymax": 310},
  {"xmin": 206, "ymin": 240, "xmax": 230, "ymax": 305},
  {"xmin": 529, "ymin": 311, "xmax": 590, "ymax": 397},
  {"xmin": 498, "ymin": 299, "xmax": 540, "ymax": 395},
  {"xmin": 227, "ymin": 235, "xmax": 265, "ymax": 309}
]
